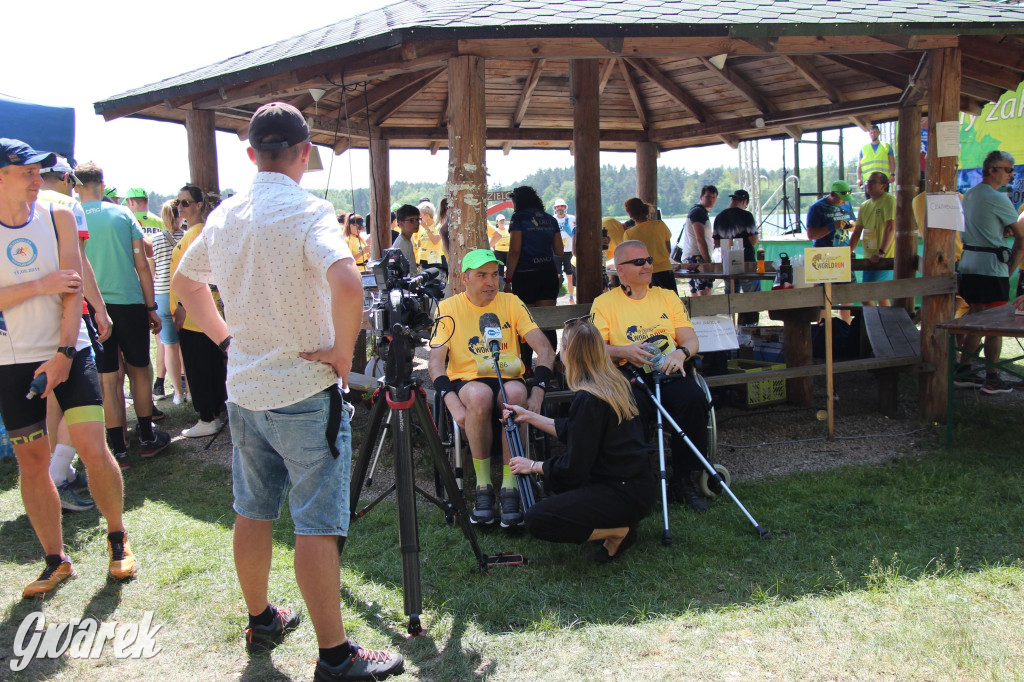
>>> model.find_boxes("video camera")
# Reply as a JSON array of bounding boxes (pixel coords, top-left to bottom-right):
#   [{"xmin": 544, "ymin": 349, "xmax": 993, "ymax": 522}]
[{"xmin": 367, "ymin": 249, "xmax": 445, "ymax": 335}]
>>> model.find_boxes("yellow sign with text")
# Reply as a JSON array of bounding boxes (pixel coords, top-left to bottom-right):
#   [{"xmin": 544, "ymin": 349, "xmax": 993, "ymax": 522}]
[{"xmin": 804, "ymin": 247, "xmax": 851, "ymax": 283}]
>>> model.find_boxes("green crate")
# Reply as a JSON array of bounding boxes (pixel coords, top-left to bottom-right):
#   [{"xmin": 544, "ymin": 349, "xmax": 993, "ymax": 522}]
[{"xmin": 727, "ymin": 359, "xmax": 787, "ymax": 407}]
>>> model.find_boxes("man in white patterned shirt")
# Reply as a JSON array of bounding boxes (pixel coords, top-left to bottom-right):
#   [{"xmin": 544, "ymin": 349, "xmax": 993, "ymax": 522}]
[{"xmin": 172, "ymin": 102, "xmax": 403, "ymax": 680}]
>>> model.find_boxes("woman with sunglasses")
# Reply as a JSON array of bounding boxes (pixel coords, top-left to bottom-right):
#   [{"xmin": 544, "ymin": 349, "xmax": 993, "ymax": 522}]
[
  {"xmin": 169, "ymin": 184, "xmax": 228, "ymax": 437},
  {"xmin": 341, "ymin": 212, "xmax": 368, "ymax": 270},
  {"xmin": 622, "ymin": 197, "xmax": 676, "ymax": 292},
  {"xmin": 505, "ymin": 317, "xmax": 656, "ymax": 563}
]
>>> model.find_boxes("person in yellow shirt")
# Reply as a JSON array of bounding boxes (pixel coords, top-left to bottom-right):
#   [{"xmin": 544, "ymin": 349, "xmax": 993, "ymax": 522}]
[
  {"xmin": 849, "ymin": 171, "xmax": 895, "ymax": 305},
  {"xmin": 591, "ymin": 240, "xmax": 710, "ymax": 512},
  {"xmin": 340, "ymin": 212, "xmax": 368, "ymax": 270},
  {"xmin": 602, "ymin": 216, "xmax": 625, "ymax": 262},
  {"xmin": 416, "ymin": 200, "xmax": 445, "ymax": 270},
  {"xmin": 429, "ymin": 249, "xmax": 554, "ymax": 528},
  {"xmin": 489, "ymin": 214, "xmax": 512, "ymax": 277},
  {"xmin": 622, "ymin": 198, "xmax": 676, "ymax": 292}
]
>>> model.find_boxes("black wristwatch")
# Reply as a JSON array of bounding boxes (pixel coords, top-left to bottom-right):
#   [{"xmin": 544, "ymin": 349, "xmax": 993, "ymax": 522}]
[
  {"xmin": 146, "ymin": 304, "xmax": 159, "ymax": 311},
  {"xmin": 57, "ymin": 346, "xmax": 76, "ymax": 359}
]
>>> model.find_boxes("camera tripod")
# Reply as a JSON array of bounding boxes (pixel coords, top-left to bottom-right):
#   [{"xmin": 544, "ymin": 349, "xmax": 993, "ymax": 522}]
[{"xmin": 347, "ymin": 325, "xmax": 524, "ymax": 636}]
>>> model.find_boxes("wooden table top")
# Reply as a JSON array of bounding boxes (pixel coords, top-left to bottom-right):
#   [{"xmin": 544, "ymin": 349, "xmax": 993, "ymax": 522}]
[{"xmin": 936, "ymin": 303, "xmax": 1024, "ymax": 337}]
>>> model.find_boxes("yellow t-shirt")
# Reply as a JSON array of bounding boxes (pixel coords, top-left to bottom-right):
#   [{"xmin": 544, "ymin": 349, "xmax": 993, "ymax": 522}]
[
  {"xmin": 592, "ymin": 286, "xmax": 693, "ymax": 365},
  {"xmin": 912, "ymin": 191, "xmax": 963, "ymax": 261},
  {"xmin": 624, "ymin": 219, "xmax": 673, "ymax": 273},
  {"xmin": 490, "ymin": 222, "xmax": 511, "ymax": 251},
  {"xmin": 602, "ymin": 217, "xmax": 626, "ymax": 261},
  {"xmin": 431, "ymin": 292, "xmax": 539, "ymax": 381},
  {"xmin": 169, "ymin": 223, "xmax": 223, "ymax": 332},
  {"xmin": 417, "ymin": 224, "xmax": 445, "ymax": 264},
  {"xmin": 346, "ymin": 234, "xmax": 368, "ymax": 267},
  {"xmin": 856, "ymin": 192, "xmax": 896, "ymax": 257}
]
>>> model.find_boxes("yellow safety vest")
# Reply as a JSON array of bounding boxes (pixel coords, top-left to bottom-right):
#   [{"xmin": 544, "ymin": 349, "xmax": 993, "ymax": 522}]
[{"xmin": 860, "ymin": 143, "xmax": 892, "ymax": 178}]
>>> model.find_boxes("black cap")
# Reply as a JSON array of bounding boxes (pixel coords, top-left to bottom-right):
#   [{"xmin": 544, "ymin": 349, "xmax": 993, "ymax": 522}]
[
  {"xmin": 248, "ymin": 102, "xmax": 309, "ymax": 151},
  {"xmin": 729, "ymin": 190, "xmax": 750, "ymax": 202}
]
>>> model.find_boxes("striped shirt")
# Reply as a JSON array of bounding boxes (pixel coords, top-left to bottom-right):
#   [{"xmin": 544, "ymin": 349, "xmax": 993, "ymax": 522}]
[{"xmin": 152, "ymin": 229, "xmax": 180, "ymax": 295}]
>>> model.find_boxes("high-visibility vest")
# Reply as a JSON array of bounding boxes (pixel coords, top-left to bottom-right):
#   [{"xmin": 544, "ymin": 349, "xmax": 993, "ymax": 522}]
[{"xmin": 860, "ymin": 143, "xmax": 893, "ymax": 177}]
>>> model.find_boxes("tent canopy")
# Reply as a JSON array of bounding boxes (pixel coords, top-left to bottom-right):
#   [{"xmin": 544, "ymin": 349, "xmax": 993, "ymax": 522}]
[{"xmin": 1, "ymin": 94, "xmax": 76, "ymax": 161}]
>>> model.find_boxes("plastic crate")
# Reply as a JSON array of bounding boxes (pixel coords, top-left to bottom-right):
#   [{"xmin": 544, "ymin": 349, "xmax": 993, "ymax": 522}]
[{"xmin": 727, "ymin": 359, "xmax": 787, "ymax": 407}]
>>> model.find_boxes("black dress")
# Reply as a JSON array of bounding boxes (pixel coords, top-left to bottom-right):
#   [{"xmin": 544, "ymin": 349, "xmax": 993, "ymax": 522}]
[{"xmin": 524, "ymin": 390, "xmax": 657, "ymax": 544}]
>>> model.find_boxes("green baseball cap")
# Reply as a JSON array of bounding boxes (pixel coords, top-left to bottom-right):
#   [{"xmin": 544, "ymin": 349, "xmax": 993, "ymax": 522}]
[
  {"xmin": 104, "ymin": 186, "xmax": 119, "ymax": 198},
  {"xmin": 461, "ymin": 249, "xmax": 501, "ymax": 272},
  {"xmin": 830, "ymin": 180, "xmax": 852, "ymax": 201},
  {"xmin": 125, "ymin": 187, "xmax": 147, "ymax": 199}
]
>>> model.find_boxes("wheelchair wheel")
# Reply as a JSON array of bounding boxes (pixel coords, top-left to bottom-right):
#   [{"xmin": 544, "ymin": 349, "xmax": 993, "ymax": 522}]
[
  {"xmin": 699, "ymin": 463, "xmax": 730, "ymax": 498},
  {"xmin": 693, "ymin": 372, "xmax": 717, "ymax": 463}
]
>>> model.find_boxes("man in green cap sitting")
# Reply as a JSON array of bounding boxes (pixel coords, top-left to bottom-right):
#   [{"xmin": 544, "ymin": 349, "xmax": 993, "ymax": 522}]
[{"xmin": 428, "ymin": 249, "xmax": 554, "ymax": 528}]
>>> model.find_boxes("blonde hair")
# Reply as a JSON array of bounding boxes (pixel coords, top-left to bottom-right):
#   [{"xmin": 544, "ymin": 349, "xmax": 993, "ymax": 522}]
[
  {"xmin": 562, "ymin": 320, "xmax": 638, "ymax": 423},
  {"xmin": 160, "ymin": 200, "xmax": 178, "ymax": 234}
]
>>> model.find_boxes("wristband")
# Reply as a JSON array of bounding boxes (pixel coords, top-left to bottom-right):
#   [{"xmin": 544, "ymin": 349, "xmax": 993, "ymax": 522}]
[
  {"xmin": 533, "ymin": 365, "xmax": 553, "ymax": 390},
  {"xmin": 146, "ymin": 304, "xmax": 158, "ymax": 311},
  {"xmin": 681, "ymin": 346, "xmax": 692, "ymax": 360},
  {"xmin": 433, "ymin": 374, "xmax": 454, "ymax": 395}
]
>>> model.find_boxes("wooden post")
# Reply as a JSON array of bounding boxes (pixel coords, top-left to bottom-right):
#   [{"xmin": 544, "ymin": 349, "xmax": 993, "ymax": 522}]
[
  {"xmin": 824, "ymin": 282, "xmax": 835, "ymax": 439},
  {"xmin": 769, "ymin": 307, "xmax": 820, "ymax": 407},
  {"xmin": 446, "ymin": 55, "xmax": 489, "ymax": 293},
  {"xmin": 368, "ymin": 132, "xmax": 391, "ymax": 259},
  {"xmin": 571, "ymin": 58, "xmax": 602, "ymax": 305},
  {"xmin": 895, "ymin": 103, "xmax": 921, "ymax": 313},
  {"xmin": 185, "ymin": 110, "xmax": 219, "ymax": 195},
  {"xmin": 636, "ymin": 141, "xmax": 659, "ymax": 209},
  {"xmin": 920, "ymin": 47, "xmax": 960, "ymax": 422}
]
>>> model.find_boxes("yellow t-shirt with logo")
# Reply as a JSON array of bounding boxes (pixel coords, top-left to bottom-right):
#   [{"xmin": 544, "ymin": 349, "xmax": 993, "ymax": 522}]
[
  {"xmin": 856, "ymin": 192, "xmax": 896, "ymax": 257},
  {"xmin": 591, "ymin": 286, "xmax": 693, "ymax": 365},
  {"xmin": 431, "ymin": 292, "xmax": 539, "ymax": 380},
  {"xmin": 624, "ymin": 219, "xmax": 673, "ymax": 273},
  {"xmin": 346, "ymin": 234, "xmax": 368, "ymax": 268},
  {"xmin": 417, "ymin": 224, "xmax": 445, "ymax": 264},
  {"xmin": 489, "ymin": 222, "xmax": 511, "ymax": 251}
]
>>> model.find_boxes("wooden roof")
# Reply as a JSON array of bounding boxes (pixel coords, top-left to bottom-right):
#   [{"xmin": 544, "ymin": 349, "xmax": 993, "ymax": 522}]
[{"xmin": 94, "ymin": 0, "xmax": 1024, "ymax": 152}]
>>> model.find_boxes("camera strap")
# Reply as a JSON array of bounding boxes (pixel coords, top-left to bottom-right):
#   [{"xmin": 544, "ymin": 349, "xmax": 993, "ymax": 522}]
[{"xmin": 325, "ymin": 384, "xmax": 343, "ymax": 459}]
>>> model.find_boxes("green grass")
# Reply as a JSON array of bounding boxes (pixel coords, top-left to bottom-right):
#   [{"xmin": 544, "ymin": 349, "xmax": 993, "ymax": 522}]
[{"xmin": 1, "ymin": 399, "xmax": 1022, "ymax": 681}]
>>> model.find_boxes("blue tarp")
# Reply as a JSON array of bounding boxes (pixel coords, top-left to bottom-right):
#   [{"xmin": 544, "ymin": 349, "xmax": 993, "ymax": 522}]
[{"xmin": 0, "ymin": 94, "xmax": 75, "ymax": 161}]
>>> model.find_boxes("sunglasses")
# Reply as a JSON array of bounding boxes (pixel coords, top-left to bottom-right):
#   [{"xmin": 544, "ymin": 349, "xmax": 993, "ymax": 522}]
[
  {"xmin": 563, "ymin": 313, "xmax": 594, "ymax": 330},
  {"xmin": 620, "ymin": 256, "xmax": 654, "ymax": 267},
  {"xmin": 178, "ymin": 199, "xmax": 198, "ymax": 207},
  {"xmin": 995, "ymin": 167, "xmax": 1015, "ymax": 174},
  {"xmin": 351, "ymin": 219, "xmax": 364, "ymax": 226}
]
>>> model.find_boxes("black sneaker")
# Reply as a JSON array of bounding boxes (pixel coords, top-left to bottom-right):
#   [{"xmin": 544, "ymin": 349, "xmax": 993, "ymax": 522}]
[
  {"xmin": 470, "ymin": 485, "xmax": 496, "ymax": 525},
  {"xmin": 152, "ymin": 381, "xmax": 165, "ymax": 399},
  {"xmin": 313, "ymin": 642, "xmax": 404, "ymax": 681},
  {"xmin": 244, "ymin": 606, "xmax": 301, "ymax": 653},
  {"xmin": 953, "ymin": 365, "xmax": 984, "ymax": 388},
  {"xmin": 114, "ymin": 450, "xmax": 131, "ymax": 470},
  {"xmin": 139, "ymin": 430, "xmax": 171, "ymax": 458},
  {"xmin": 498, "ymin": 488, "xmax": 523, "ymax": 528},
  {"xmin": 669, "ymin": 479, "xmax": 708, "ymax": 513},
  {"xmin": 151, "ymin": 406, "xmax": 166, "ymax": 422},
  {"xmin": 980, "ymin": 375, "xmax": 1014, "ymax": 395}
]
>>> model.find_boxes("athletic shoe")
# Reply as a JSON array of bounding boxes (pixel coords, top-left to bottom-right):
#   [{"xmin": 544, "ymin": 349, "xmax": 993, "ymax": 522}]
[
  {"xmin": 470, "ymin": 485, "xmax": 496, "ymax": 525},
  {"xmin": 58, "ymin": 481, "xmax": 96, "ymax": 512},
  {"xmin": 669, "ymin": 478, "xmax": 708, "ymax": 513},
  {"xmin": 108, "ymin": 532, "xmax": 140, "ymax": 580},
  {"xmin": 498, "ymin": 488, "xmax": 524, "ymax": 528},
  {"xmin": 313, "ymin": 642, "xmax": 404, "ymax": 681},
  {"xmin": 244, "ymin": 606, "xmax": 301, "ymax": 653},
  {"xmin": 139, "ymin": 430, "xmax": 171, "ymax": 458},
  {"xmin": 172, "ymin": 392, "xmax": 186, "ymax": 406},
  {"xmin": 953, "ymin": 365, "xmax": 984, "ymax": 388},
  {"xmin": 22, "ymin": 559, "xmax": 77, "ymax": 598},
  {"xmin": 153, "ymin": 381, "xmax": 166, "ymax": 400},
  {"xmin": 980, "ymin": 375, "xmax": 1014, "ymax": 395},
  {"xmin": 182, "ymin": 419, "xmax": 220, "ymax": 438},
  {"xmin": 114, "ymin": 449, "xmax": 131, "ymax": 470},
  {"xmin": 151, "ymin": 406, "xmax": 166, "ymax": 422},
  {"xmin": 68, "ymin": 467, "xmax": 89, "ymax": 493}
]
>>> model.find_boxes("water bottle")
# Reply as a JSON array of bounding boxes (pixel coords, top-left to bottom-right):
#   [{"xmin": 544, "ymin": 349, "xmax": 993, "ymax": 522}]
[
  {"xmin": 644, "ymin": 342, "xmax": 666, "ymax": 372},
  {"xmin": 26, "ymin": 373, "xmax": 47, "ymax": 399},
  {"xmin": 756, "ymin": 247, "xmax": 766, "ymax": 274}
]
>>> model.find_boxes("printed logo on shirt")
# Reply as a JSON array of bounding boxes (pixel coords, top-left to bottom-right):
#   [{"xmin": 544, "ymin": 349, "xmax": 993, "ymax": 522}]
[
  {"xmin": 660, "ymin": 313, "xmax": 669, "ymax": 319},
  {"xmin": 7, "ymin": 238, "xmax": 37, "ymax": 267},
  {"xmin": 503, "ymin": 321, "xmax": 511, "ymax": 329},
  {"xmin": 625, "ymin": 325, "xmax": 672, "ymax": 347}
]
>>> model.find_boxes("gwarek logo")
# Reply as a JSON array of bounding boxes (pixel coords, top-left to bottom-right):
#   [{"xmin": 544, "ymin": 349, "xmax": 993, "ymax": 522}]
[
  {"xmin": 10, "ymin": 611, "xmax": 162, "ymax": 672},
  {"xmin": 7, "ymin": 238, "xmax": 38, "ymax": 267}
]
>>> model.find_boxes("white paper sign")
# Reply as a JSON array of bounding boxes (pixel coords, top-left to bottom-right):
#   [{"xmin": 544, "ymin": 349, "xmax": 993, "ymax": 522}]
[
  {"xmin": 935, "ymin": 121, "xmax": 961, "ymax": 158},
  {"xmin": 926, "ymin": 193, "xmax": 965, "ymax": 231},
  {"xmin": 691, "ymin": 315, "xmax": 739, "ymax": 352}
]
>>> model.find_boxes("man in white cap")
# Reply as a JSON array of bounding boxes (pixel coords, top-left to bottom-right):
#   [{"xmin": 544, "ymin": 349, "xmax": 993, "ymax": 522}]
[{"xmin": 553, "ymin": 198, "xmax": 576, "ymax": 302}]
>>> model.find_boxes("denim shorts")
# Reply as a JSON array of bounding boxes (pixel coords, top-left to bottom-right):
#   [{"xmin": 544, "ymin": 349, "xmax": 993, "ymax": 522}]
[
  {"xmin": 156, "ymin": 293, "xmax": 179, "ymax": 345},
  {"xmin": 229, "ymin": 388, "xmax": 353, "ymax": 535}
]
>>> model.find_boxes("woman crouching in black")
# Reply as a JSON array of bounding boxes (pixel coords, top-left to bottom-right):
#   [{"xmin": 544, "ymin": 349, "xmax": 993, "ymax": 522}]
[{"xmin": 506, "ymin": 317, "xmax": 657, "ymax": 562}]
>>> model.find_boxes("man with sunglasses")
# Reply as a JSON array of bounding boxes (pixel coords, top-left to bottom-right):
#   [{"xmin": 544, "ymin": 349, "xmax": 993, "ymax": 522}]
[
  {"xmin": 958, "ymin": 150, "xmax": 1024, "ymax": 395},
  {"xmin": 591, "ymin": 240, "xmax": 711, "ymax": 512},
  {"xmin": 392, "ymin": 204, "xmax": 421, "ymax": 275}
]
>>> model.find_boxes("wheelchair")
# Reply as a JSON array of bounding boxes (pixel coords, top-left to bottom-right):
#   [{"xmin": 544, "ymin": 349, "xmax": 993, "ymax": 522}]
[{"xmin": 692, "ymin": 370, "xmax": 729, "ymax": 498}]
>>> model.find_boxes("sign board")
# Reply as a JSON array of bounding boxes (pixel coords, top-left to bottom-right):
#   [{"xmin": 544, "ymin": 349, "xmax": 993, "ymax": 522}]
[
  {"xmin": 959, "ymin": 79, "xmax": 1024, "ymax": 208},
  {"xmin": 925, "ymin": 193, "xmax": 965, "ymax": 231},
  {"xmin": 804, "ymin": 247, "xmax": 852, "ymax": 283},
  {"xmin": 691, "ymin": 315, "xmax": 739, "ymax": 352}
]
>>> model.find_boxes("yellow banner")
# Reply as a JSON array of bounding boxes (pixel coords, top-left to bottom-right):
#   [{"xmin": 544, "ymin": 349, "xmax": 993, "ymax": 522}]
[{"xmin": 804, "ymin": 247, "xmax": 851, "ymax": 283}]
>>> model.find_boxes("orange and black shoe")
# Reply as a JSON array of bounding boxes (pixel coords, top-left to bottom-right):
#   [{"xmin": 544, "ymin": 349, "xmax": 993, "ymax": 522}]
[
  {"xmin": 108, "ymin": 531, "xmax": 140, "ymax": 580},
  {"xmin": 23, "ymin": 558, "xmax": 77, "ymax": 598},
  {"xmin": 244, "ymin": 606, "xmax": 301, "ymax": 653}
]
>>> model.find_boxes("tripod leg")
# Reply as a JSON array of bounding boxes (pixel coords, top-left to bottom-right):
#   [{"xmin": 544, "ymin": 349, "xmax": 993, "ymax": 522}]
[
  {"xmin": 366, "ymin": 409, "xmax": 392, "ymax": 487},
  {"xmin": 350, "ymin": 391, "xmax": 389, "ymax": 520},
  {"xmin": 655, "ymin": 382, "xmax": 672, "ymax": 546},
  {"xmin": 392, "ymin": 403, "xmax": 424, "ymax": 635}
]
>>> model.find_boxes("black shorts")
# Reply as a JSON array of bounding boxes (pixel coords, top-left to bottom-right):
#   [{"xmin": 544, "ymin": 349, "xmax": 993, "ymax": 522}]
[
  {"xmin": 0, "ymin": 349, "xmax": 104, "ymax": 444},
  {"xmin": 451, "ymin": 377, "xmax": 528, "ymax": 405},
  {"xmin": 512, "ymin": 267, "xmax": 560, "ymax": 303},
  {"xmin": 959, "ymin": 274, "xmax": 1009, "ymax": 307},
  {"xmin": 102, "ymin": 303, "xmax": 152, "ymax": 372},
  {"xmin": 83, "ymin": 312, "xmax": 104, "ymax": 370},
  {"xmin": 561, "ymin": 252, "xmax": 575, "ymax": 277}
]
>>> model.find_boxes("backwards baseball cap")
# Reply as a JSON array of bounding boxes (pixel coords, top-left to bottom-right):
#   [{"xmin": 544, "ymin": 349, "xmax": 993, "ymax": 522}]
[
  {"xmin": 249, "ymin": 102, "xmax": 309, "ymax": 150},
  {"xmin": 830, "ymin": 180, "xmax": 853, "ymax": 201},
  {"xmin": 729, "ymin": 189, "xmax": 750, "ymax": 202},
  {"xmin": 553, "ymin": 197, "xmax": 567, "ymax": 207},
  {"xmin": 0, "ymin": 138, "xmax": 56, "ymax": 169},
  {"xmin": 43, "ymin": 157, "xmax": 82, "ymax": 185},
  {"xmin": 461, "ymin": 248, "xmax": 501, "ymax": 272},
  {"xmin": 125, "ymin": 187, "xmax": 147, "ymax": 199}
]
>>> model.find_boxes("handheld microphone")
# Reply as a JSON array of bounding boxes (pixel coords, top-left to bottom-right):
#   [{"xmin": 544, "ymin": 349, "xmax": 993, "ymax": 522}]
[{"xmin": 479, "ymin": 312, "xmax": 503, "ymax": 354}]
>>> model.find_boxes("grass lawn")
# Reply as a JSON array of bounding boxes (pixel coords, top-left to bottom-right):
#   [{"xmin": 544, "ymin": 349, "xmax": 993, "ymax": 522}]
[{"xmin": 1, "ymin": 396, "xmax": 1022, "ymax": 681}]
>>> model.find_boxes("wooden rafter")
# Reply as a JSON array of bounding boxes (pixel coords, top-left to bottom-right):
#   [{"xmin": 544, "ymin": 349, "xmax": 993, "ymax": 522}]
[
  {"xmin": 372, "ymin": 69, "xmax": 446, "ymax": 125},
  {"xmin": 622, "ymin": 57, "xmax": 709, "ymax": 123},
  {"xmin": 784, "ymin": 55, "xmax": 844, "ymax": 104},
  {"xmin": 741, "ymin": 36, "xmax": 778, "ymax": 53},
  {"xmin": 598, "ymin": 58, "xmax": 617, "ymax": 95},
  {"xmin": 960, "ymin": 54, "xmax": 1023, "ymax": 93},
  {"xmin": 958, "ymin": 35, "xmax": 1024, "ymax": 72},
  {"xmin": 782, "ymin": 125, "xmax": 803, "ymax": 140},
  {"xmin": 698, "ymin": 57, "xmax": 775, "ymax": 114},
  {"xmin": 720, "ymin": 133, "xmax": 740, "ymax": 149},
  {"xmin": 617, "ymin": 59, "xmax": 648, "ymax": 129},
  {"xmin": 512, "ymin": 59, "xmax": 546, "ymax": 128},
  {"xmin": 825, "ymin": 55, "xmax": 907, "ymax": 90}
]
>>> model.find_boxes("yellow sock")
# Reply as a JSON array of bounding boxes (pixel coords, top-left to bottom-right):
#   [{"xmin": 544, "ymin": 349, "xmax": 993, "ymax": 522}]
[
  {"xmin": 473, "ymin": 457, "xmax": 491, "ymax": 489},
  {"xmin": 501, "ymin": 465, "xmax": 515, "ymax": 491}
]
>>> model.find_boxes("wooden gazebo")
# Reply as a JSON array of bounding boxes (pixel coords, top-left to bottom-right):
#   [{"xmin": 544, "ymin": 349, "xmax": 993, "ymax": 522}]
[{"xmin": 95, "ymin": 0, "xmax": 1024, "ymax": 418}]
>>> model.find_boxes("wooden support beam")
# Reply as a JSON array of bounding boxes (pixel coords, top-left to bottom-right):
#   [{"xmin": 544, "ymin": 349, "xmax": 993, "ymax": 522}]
[
  {"xmin": 598, "ymin": 58, "xmax": 617, "ymax": 95},
  {"xmin": 960, "ymin": 54, "xmax": 1023, "ymax": 93},
  {"xmin": 895, "ymin": 103, "xmax": 921, "ymax": 313},
  {"xmin": 372, "ymin": 69, "xmax": 446, "ymax": 125},
  {"xmin": 784, "ymin": 55, "xmax": 844, "ymax": 104},
  {"xmin": 368, "ymin": 132, "xmax": 390, "ymax": 259},
  {"xmin": 960, "ymin": 97, "xmax": 984, "ymax": 116},
  {"xmin": 782, "ymin": 125, "xmax": 803, "ymax": 140},
  {"xmin": 920, "ymin": 47, "xmax": 960, "ymax": 422},
  {"xmin": 617, "ymin": 59, "xmax": 649, "ymax": 129},
  {"xmin": 851, "ymin": 116, "xmax": 873, "ymax": 131},
  {"xmin": 594, "ymin": 36, "xmax": 624, "ymax": 54},
  {"xmin": 698, "ymin": 57, "xmax": 775, "ymax": 114},
  {"xmin": 719, "ymin": 133, "xmax": 740, "ymax": 149},
  {"xmin": 636, "ymin": 141, "xmax": 658, "ymax": 208},
  {"xmin": 333, "ymin": 138, "xmax": 350, "ymax": 155},
  {"xmin": 958, "ymin": 35, "xmax": 1024, "ymax": 73},
  {"xmin": 185, "ymin": 109, "xmax": 219, "ymax": 195},
  {"xmin": 571, "ymin": 59, "xmax": 602, "ymax": 305},
  {"xmin": 429, "ymin": 141, "xmax": 443, "ymax": 155},
  {"xmin": 446, "ymin": 56, "xmax": 489, "ymax": 291},
  {"xmin": 741, "ymin": 36, "xmax": 779, "ymax": 53},
  {"xmin": 825, "ymin": 55, "xmax": 908, "ymax": 90},
  {"xmin": 306, "ymin": 113, "xmax": 371, "ymax": 139},
  {"xmin": 502, "ymin": 141, "xmax": 512, "ymax": 156},
  {"xmin": 293, "ymin": 40, "xmax": 458, "ymax": 83},
  {"xmin": 512, "ymin": 59, "xmax": 545, "ymax": 128},
  {"xmin": 379, "ymin": 126, "xmax": 647, "ymax": 143},
  {"xmin": 960, "ymin": 77, "xmax": 1006, "ymax": 105},
  {"xmin": 623, "ymin": 57, "xmax": 710, "ymax": 123}
]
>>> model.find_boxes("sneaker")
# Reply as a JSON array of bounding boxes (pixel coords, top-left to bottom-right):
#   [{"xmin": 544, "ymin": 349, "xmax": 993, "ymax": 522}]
[
  {"xmin": 68, "ymin": 467, "xmax": 89, "ymax": 493},
  {"xmin": 953, "ymin": 365, "xmax": 984, "ymax": 388},
  {"xmin": 470, "ymin": 485, "xmax": 496, "ymax": 525},
  {"xmin": 244, "ymin": 606, "xmax": 301, "ymax": 653},
  {"xmin": 114, "ymin": 449, "xmax": 131, "ymax": 470},
  {"xmin": 669, "ymin": 478, "xmax": 709, "ymax": 513},
  {"xmin": 172, "ymin": 392, "xmax": 185, "ymax": 406},
  {"xmin": 980, "ymin": 375, "xmax": 1014, "ymax": 395},
  {"xmin": 153, "ymin": 381, "xmax": 166, "ymax": 400},
  {"xmin": 151, "ymin": 406, "xmax": 166, "ymax": 422},
  {"xmin": 58, "ymin": 481, "xmax": 96, "ymax": 512},
  {"xmin": 313, "ymin": 642, "xmax": 404, "ymax": 682},
  {"xmin": 139, "ymin": 430, "xmax": 171, "ymax": 458},
  {"xmin": 22, "ymin": 558, "xmax": 77, "ymax": 598},
  {"xmin": 498, "ymin": 488, "xmax": 524, "ymax": 528},
  {"xmin": 108, "ymin": 532, "xmax": 140, "ymax": 580},
  {"xmin": 182, "ymin": 419, "xmax": 220, "ymax": 438}
]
